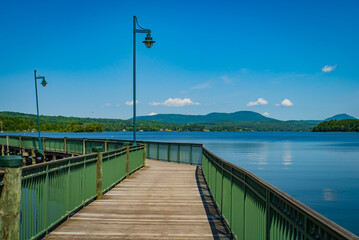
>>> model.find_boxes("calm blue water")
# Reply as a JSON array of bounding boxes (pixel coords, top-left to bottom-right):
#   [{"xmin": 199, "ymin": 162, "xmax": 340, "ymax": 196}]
[{"xmin": 4, "ymin": 131, "xmax": 359, "ymax": 235}]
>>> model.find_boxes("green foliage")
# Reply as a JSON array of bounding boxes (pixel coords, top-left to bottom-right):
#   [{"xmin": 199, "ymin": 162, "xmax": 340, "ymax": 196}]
[
  {"xmin": 0, "ymin": 116, "xmax": 36, "ymax": 132},
  {"xmin": 0, "ymin": 115, "xmax": 104, "ymax": 132},
  {"xmin": 183, "ymin": 124, "xmax": 205, "ymax": 131},
  {"xmin": 312, "ymin": 119, "xmax": 359, "ymax": 132},
  {"xmin": 0, "ymin": 111, "xmax": 322, "ymax": 132},
  {"xmin": 204, "ymin": 120, "xmax": 319, "ymax": 131}
]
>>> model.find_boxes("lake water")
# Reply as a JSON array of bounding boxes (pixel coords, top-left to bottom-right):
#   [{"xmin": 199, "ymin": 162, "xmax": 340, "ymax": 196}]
[{"xmin": 4, "ymin": 131, "xmax": 359, "ymax": 235}]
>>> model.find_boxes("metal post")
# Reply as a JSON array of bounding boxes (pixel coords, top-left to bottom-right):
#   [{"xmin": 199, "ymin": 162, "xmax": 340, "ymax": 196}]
[
  {"xmin": 190, "ymin": 144, "xmax": 193, "ymax": 165},
  {"xmin": 34, "ymin": 70, "xmax": 43, "ymax": 155},
  {"xmin": 43, "ymin": 165, "xmax": 49, "ymax": 234},
  {"xmin": 65, "ymin": 161, "xmax": 70, "ymax": 218},
  {"xmin": 0, "ymin": 156, "xmax": 23, "ymax": 240},
  {"xmin": 126, "ymin": 146, "xmax": 130, "ymax": 178},
  {"xmin": 82, "ymin": 138, "xmax": 86, "ymax": 155},
  {"xmin": 18, "ymin": 136, "xmax": 22, "ymax": 155},
  {"xmin": 266, "ymin": 189, "xmax": 270, "ymax": 240},
  {"xmin": 157, "ymin": 143, "xmax": 159, "ymax": 160},
  {"xmin": 133, "ymin": 16, "xmax": 137, "ymax": 146},
  {"xmin": 168, "ymin": 144, "xmax": 170, "ymax": 162},
  {"xmin": 143, "ymin": 144, "xmax": 146, "ymax": 167},
  {"xmin": 6, "ymin": 135, "xmax": 9, "ymax": 156}
]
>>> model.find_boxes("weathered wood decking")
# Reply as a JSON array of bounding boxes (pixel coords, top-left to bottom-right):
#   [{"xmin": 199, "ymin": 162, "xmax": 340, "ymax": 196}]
[{"xmin": 46, "ymin": 160, "xmax": 232, "ymax": 239}]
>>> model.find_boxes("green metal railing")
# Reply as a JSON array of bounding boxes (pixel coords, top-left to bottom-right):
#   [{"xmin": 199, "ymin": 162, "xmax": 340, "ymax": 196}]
[
  {"xmin": 202, "ymin": 147, "xmax": 358, "ymax": 240},
  {"xmin": 146, "ymin": 141, "xmax": 202, "ymax": 165},
  {"xmin": 0, "ymin": 135, "xmax": 127, "ymax": 156},
  {"xmin": 1, "ymin": 135, "xmax": 358, "ymax": 239},
  {"xmin": 1, "ymin": 142, "xmax": 143, "ymax": 240},
  {"xmin": 0, "ymin": 136, "xmax": 202, "ymax": 165}
]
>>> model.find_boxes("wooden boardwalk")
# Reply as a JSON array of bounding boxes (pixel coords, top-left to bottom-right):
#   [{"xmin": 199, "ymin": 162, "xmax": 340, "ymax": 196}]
[{"xmin": 46, "ymin": 160, "xmax": 232, "ymax": 240}]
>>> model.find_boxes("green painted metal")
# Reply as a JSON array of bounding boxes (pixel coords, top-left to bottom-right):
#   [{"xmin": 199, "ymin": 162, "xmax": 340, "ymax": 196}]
[
  {"xmin": 202, "ymin": 147, "xmax": 358, "ymax": 240},
  {"xmin": 145, "ymin": 141, "xmax": 202, "ymax": 165},
  {"xmin": 0, "ymin": 135, "xmax": 6, "ymax": 145},
  {"xmin": 34, "ymin": 69, "xmax": 47, "ymax": 155},
  {"xmin": 133, "ymin": 16, "xmax": 155, "ymax": 145},
  {"xmin": 85, "ymin": 140, "xmax": 105, "ymax": 154},
  {"xmin": 16, "ymin": 142, "xmax": 144, "ymax": 240},
  {"xmin": 0, "ymin": 155, "xmax": 23, "ymax": 167},
  {"xmin": 2, "ymin": 135, "xmax": 357, "ymax": 239},
  {"xmin": 92, "ymin": 146, "xmax": 104, "ymax": 153}
]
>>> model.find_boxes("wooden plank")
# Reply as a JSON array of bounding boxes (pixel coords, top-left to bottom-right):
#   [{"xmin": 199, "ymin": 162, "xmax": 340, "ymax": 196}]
[{"xmin": 46, "ymin": 160, "xmax": 232, "ymax": 239}]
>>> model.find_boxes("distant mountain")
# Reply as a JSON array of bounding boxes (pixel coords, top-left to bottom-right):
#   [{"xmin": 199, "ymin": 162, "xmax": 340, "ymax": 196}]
[
  {"xmin": 134, "ymin": 111, "xmax": 278, "ymax": 124},
  {"xmin": 0, "ymin": 111, "xmax": 322, "ymax": 131},
  {"xmin": 325, "ymin": 114, "xmax": 356, "ymax": 121}
]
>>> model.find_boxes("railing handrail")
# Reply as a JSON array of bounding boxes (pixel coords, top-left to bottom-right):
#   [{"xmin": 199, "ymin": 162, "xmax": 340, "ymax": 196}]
[
  {"xmin": 0, "ymin": 136, "xmax": 145, "ymax": 240},
  {"xmin": 202, "ymin": 146, "xmax": 359, "ymax": 239},
  {"xmin": 1, "ymin": 134, "xmax": 358, "ymax": 239},
  {"xmin": 1, "ymin": 134, "xmax": 204, "ymax": 146}
]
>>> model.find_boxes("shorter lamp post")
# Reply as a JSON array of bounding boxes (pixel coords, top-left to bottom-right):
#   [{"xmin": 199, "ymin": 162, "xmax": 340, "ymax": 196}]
[
  {"xmin": 34, "ymin": 70, "xmax": 47, "ymax": 156},
  {"xmin": 133, "ymin": 16, "xmax": 155, "ymax": 145}
]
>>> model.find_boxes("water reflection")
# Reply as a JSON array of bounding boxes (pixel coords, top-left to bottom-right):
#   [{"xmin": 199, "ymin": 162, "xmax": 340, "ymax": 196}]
[
  {"xmin": 323, "ymin": 188, "xmax": 337, "ymax": 201},
  {"xmin": 282, "ymin": 142, "xmax": 292, "ymax": 168},
  {"xmin": 247, "ymin": 142, "xmax": 268, "ymax": 170}
]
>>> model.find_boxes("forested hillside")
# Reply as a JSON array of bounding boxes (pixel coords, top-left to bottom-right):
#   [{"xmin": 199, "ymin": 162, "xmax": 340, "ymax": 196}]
[
  {"xmin": 312, "ymin": 119, "xmax": 359, "ymax": 132},
  {"xmin": 0, "ymin": 111, "xmax": 325, "ymax": 132}
]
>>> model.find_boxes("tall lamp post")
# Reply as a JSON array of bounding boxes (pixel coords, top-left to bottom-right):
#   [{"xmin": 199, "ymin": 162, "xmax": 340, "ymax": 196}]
[
  {"xmin": 34, "ymin": 70, "xmax": 48, "ymax": 156},
  {"xmin": 133, "ymin": 16, "xmax": 155, "ymax": 145}
]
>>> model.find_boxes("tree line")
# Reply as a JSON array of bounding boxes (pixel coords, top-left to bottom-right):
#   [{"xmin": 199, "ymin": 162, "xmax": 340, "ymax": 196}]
[
  {"xmin": 312, "ymin": 119, "xmax": 359, "ymax": 132},
  {"xmin": 0, "ymin": 116, "xmax": 104, "ymax": 132},
  {"xmin": 0, "ymin": 111, "xmax": 327, "ymax": 132}
]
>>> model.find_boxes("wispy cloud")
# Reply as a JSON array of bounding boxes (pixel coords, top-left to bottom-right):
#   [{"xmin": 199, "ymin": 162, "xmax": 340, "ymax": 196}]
[
  {"xmin": 190, "ymin": 82, "xmax": 211, "ymax": 90},
  {"xmin": 321, "ymin": 64, "xmax": 337, "ymax": 73},
  {"xmin": 263, "ymin": 112, "xmax": 270, "ymax": 117},
  {"xmin": 125, "ymin": 100, "xmax": 139, "ymax": 106},
  {"xmin": 220, "ymin": 75, "xmax": 232, "ymax": 84},
  {"xmin": 150, "ymin": 98, "xmax": 200, "ymax": 107},
  {"xmin": 104, "ymin": 103, "xmax": 111, "ymax": 107},
  {"xmin": 247, "ymin": 98, "xmax": 268, "ymax": 107},
  {"xmin": 181, "ymin": 82, "xmax": 211, "ymax": 93},
  {"xmin": 147, "ymin": 112, "xmax": 158, "ymax": 116}
]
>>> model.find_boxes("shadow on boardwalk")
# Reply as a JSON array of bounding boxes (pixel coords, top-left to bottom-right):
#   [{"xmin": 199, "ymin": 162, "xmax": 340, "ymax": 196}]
[{"xmin": 195, "ymin": 166, "xmax": 233, "ymax": 240}]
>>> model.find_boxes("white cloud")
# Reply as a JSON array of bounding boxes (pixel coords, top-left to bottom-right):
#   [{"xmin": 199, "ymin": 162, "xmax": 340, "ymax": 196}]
[
  {"xmin": 125, "ymin": 100, "xmax": 139, "ymax": 106},
  {"xmin": 149, "ymin": 102, "xmax": 161, "ymax": 106},
  {"xmin": 150, "ymin": 98, "xmax": 200, "ymax": 107},
  {"xmin": 321, "ymin": 64, "xmax": 337, "ymax": 73},
  {"xmin": 281, "ymin": 99, "xmax": 293, "ymax": 107},
  {"xmin": 275, "ymin": 104, "xmax": 280, "ymax": 107},
  {"xmin": 263, "ymin": 112, "xmax": 270, "ymax": 117},
  {"xmin": 104, "ymin": 103, "xmax": 111, "ymax": 107},
  {"xmin": 147, "ymin": 112, "xmax": 158, "ymax": 116},
  {"xmin": 247, "ymin": 98, "xmax": 268, "ymax": 107}
]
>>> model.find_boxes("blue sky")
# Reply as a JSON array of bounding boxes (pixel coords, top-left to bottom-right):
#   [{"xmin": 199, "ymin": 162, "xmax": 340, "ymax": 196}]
[{"xmin": 1, "ymin": 0, "xmax": 358, "ymax": 120}]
